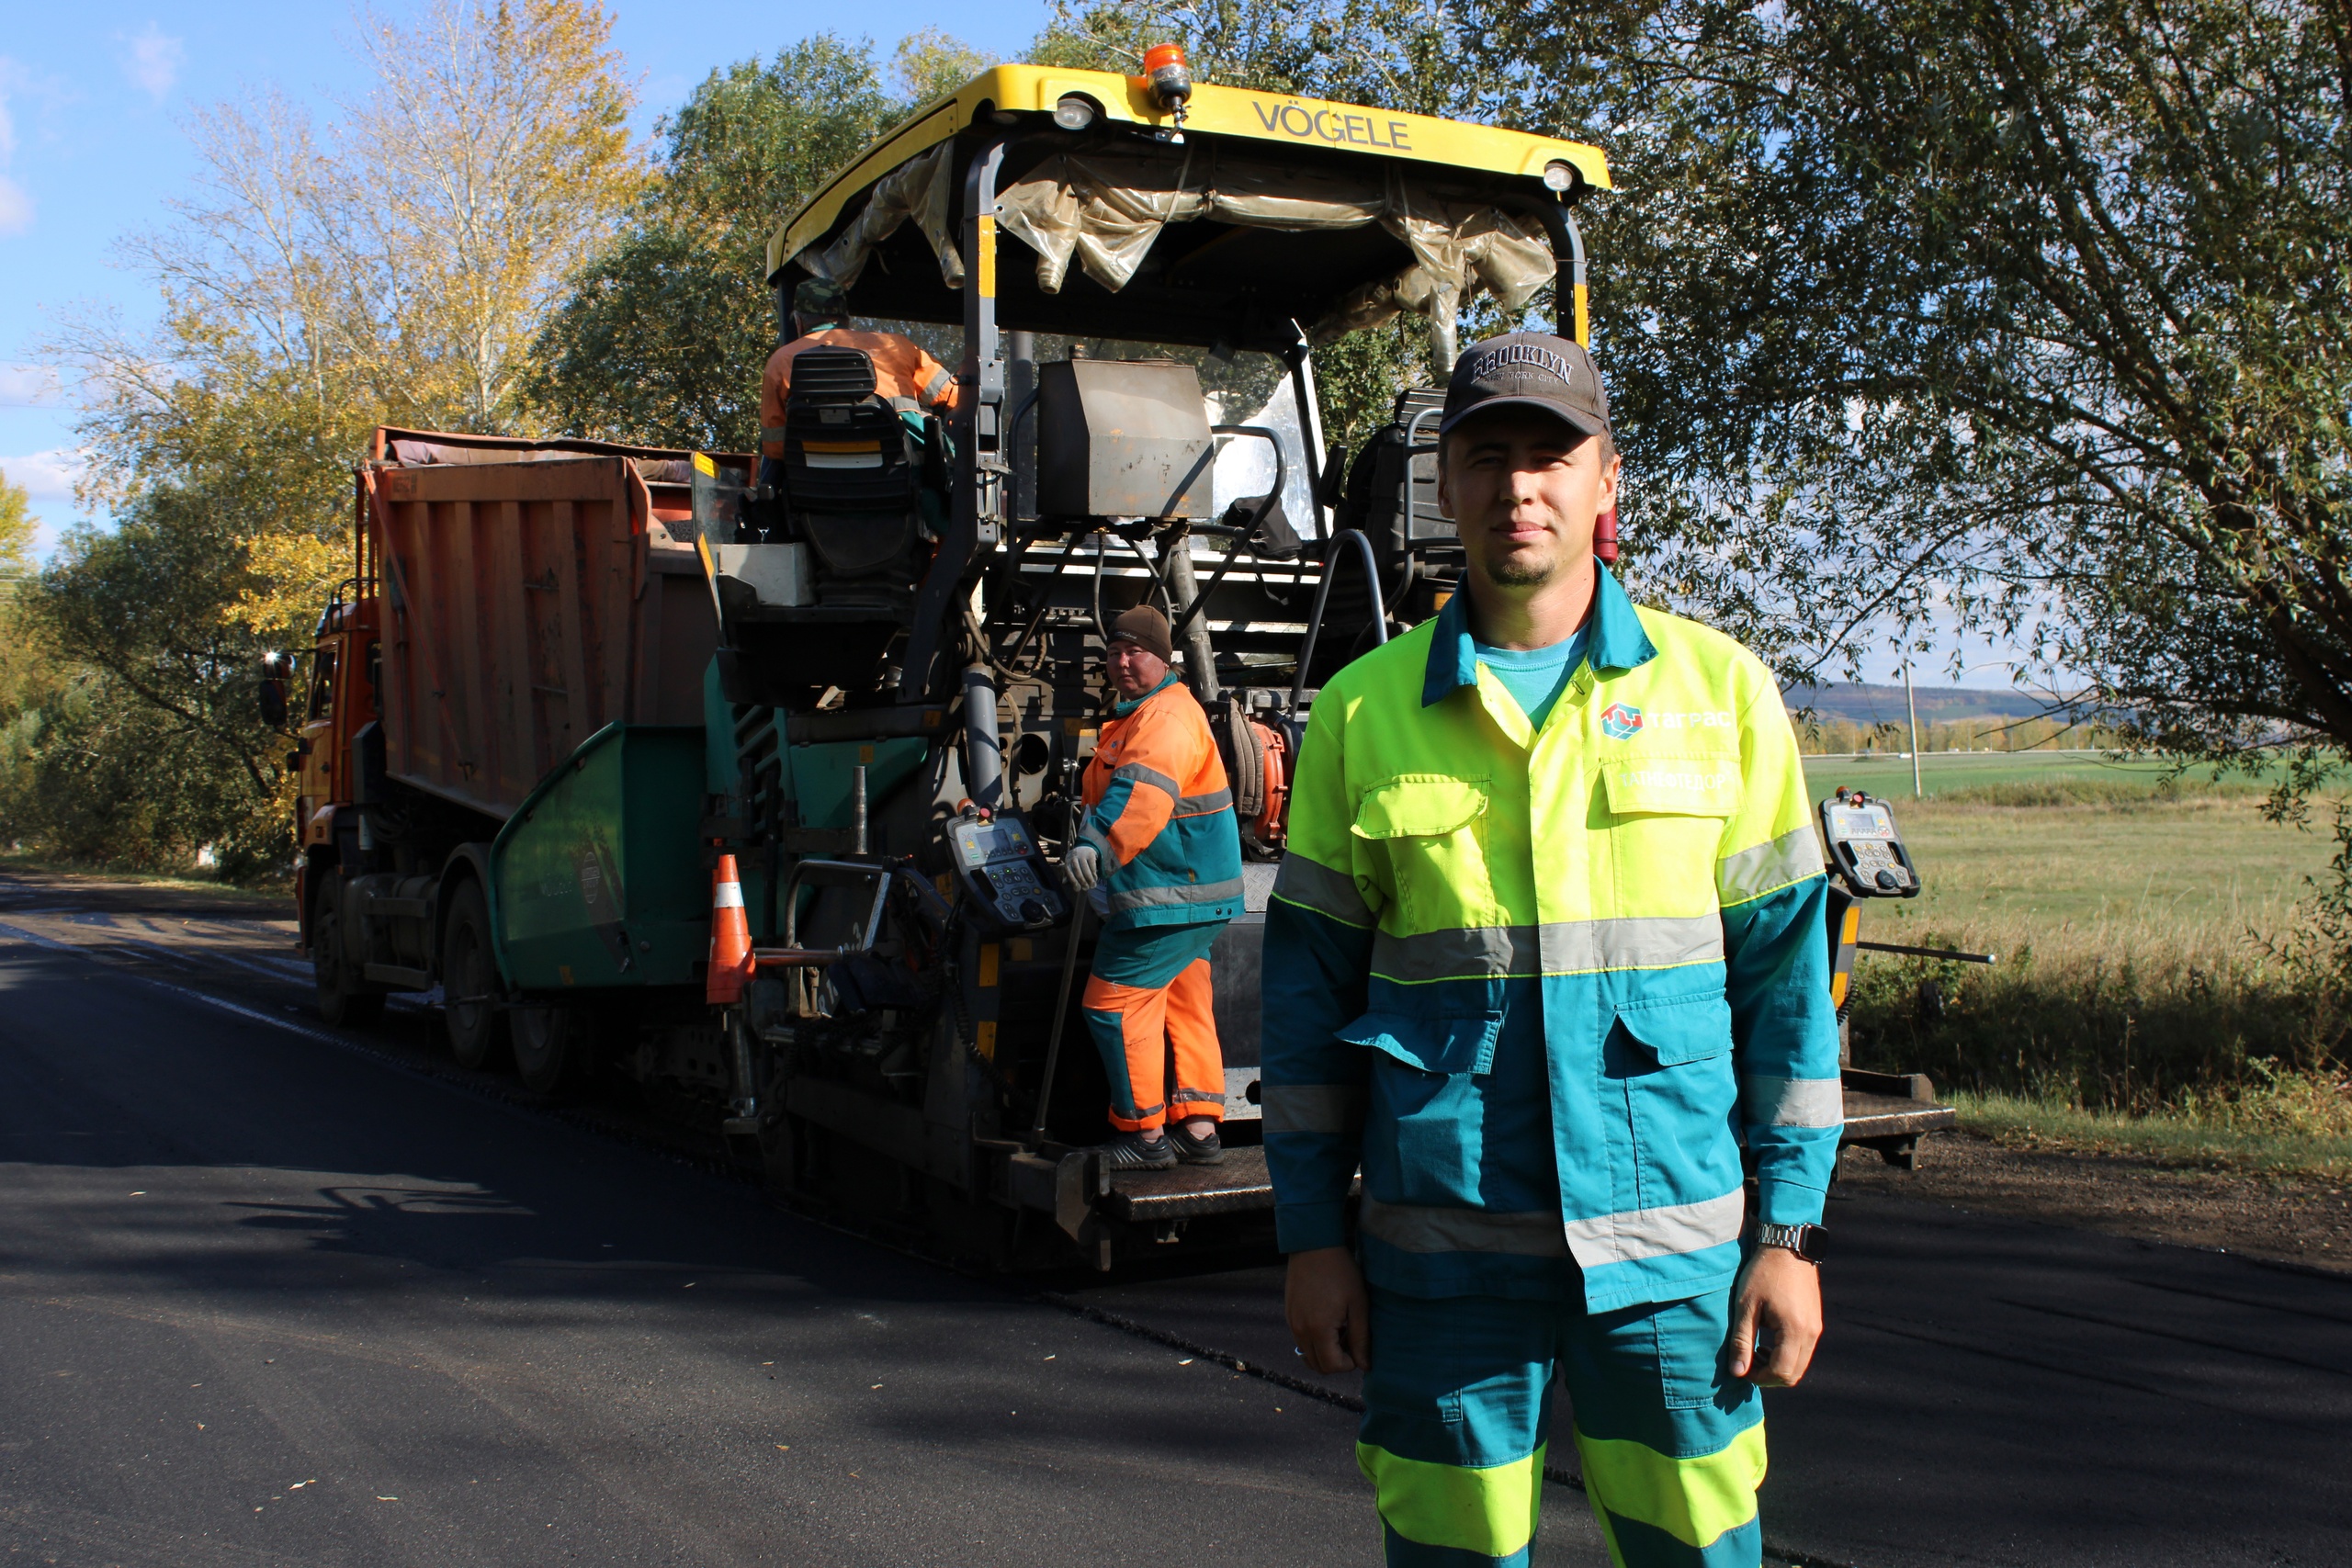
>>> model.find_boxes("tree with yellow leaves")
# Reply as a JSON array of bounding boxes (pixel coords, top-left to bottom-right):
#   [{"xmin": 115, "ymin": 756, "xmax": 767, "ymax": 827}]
[
  {"xmin": 19, "ymin": 0, "xmax": 644, "ymax": 877},
  {"xmin": 354, "ymin": 0, "xmax": 647, "ymax": 430},
  {"xmin": 0, "ymin": 468, "xmax": 36, "ymax": 580}
]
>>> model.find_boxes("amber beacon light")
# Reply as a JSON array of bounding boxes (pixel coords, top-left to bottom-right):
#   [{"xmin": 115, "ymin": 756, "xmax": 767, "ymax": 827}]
[{"xmin": 1144, "ymin": 43, "xmax": 1194, "ymax": 140}]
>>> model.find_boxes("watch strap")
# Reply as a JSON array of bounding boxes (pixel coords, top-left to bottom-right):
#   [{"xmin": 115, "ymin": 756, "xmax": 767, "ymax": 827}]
[{"xmin": 1752, "ymin": 1222, "xmax": 1825, "ymax": 1263}]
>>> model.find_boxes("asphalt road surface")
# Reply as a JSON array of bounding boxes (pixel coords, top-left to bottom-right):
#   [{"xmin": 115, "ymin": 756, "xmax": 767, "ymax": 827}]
[{"xmin": 2, "ymin": 874, "xmax": 2348, "ymax": 1567}]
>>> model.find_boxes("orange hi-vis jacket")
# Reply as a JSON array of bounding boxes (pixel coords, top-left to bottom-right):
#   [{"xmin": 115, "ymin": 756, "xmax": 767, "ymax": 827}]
[
  {"xmin": 760, "ymin": 329, "xmax": 960, "ymax": 458},
  {"xmin": 1078, "ymin": 674, "xmax": 1245, "ymax": 931}
]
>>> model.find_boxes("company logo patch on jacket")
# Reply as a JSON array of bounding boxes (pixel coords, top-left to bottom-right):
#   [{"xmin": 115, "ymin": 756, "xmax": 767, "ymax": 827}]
[
  {"xmin": 1599, "ymin": 702, "xmax": 1645, "ymax": 740},
  {"xmin": 1653, "ymin": 709, "xmax": 1733, "ymax": 732}
]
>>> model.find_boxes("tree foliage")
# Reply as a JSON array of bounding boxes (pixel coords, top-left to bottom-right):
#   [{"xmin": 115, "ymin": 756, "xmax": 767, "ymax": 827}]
[
  {"xmin": 522, "ymin": 37, "xmax": 901, "ymax": 449},
  {"xmin": 1464, "ymin": 0, "xmax": 2352, "ymax": 790},
  {"xmin": 0, "ymin": 468, "xmax": 36, "ymax": 580},
  {"xmin": 348, "ymin": 0, "xmax": 648, "ymax": 429},
  {"xmin": 4, "ymin": 495, "xmax": 293, "ymax": 879},
  {"xmin": 17, "ymin": 0, "xmax": 642, "ymax": 878}
]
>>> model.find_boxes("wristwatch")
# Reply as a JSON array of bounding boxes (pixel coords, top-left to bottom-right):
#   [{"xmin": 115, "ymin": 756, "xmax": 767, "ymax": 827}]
[{"xmin": 1751, "ymin": 1222, "xmax": 1826, "ymax": 1263}]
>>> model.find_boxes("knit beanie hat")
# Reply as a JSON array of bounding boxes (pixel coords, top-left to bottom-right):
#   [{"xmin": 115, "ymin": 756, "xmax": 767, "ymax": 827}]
[{"xmin": 1107, "ymin": 604, "xmax": 1173, "ymax": 664}]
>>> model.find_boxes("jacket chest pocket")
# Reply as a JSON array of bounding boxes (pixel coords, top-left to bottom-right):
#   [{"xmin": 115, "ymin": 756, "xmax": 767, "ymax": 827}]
[
  {"xmin": 1351, "ymin": 774, "xmax": 1499, "ymax": 931},
  {"xmin": 1600, "ymin": 757, "xmax": 1738, "ymax": 907}
]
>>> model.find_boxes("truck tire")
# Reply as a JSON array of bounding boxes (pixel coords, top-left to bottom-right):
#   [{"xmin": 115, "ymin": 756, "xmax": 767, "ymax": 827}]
[
  {"xmin": 312, "ymin": 878, "xmax": 385, "ymax": 1028},
  {"xmin": 511, "ymin": 1004, "xmax": 590, "ymax": 1100},
  {"xmin": 440, "ymin": 880, "xmax": 510, "ymax": 1071}
]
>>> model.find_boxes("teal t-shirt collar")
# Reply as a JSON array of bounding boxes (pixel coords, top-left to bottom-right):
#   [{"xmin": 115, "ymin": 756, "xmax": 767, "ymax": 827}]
[
  {"xmin": 1421, "ymin": 561, "xmax": 1657, "ymax": 708},
  {"xmin": 1113, "ymin": 671, "xmax": 1184, "ymax": 716}
]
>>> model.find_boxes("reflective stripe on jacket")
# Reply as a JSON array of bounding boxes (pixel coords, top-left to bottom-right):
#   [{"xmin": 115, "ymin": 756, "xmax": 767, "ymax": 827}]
[
  {"xmin": 1261, "ymin": 567, "xmax": 1840, "ymax": 1313},
  {"xmin": 760, "ymin": 329, "xmax": 960, "ymax": 457},
  {"xmin": 1080, "ymin": 674, "xmax": 1245, "ymax": 931}
]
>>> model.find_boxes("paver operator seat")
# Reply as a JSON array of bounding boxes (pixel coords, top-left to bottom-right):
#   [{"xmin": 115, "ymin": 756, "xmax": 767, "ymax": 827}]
[
  {"xmin": 773, "ymin": 344, "xmax": 942, "ymax": 607},
  {"xmin": 716, "ymin": 340, "xmax": 956, "ymax": 708}
]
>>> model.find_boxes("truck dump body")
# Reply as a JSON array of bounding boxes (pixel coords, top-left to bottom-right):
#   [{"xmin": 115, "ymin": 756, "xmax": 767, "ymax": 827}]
[{"xmin": 364, "ymin": 434, "xmax": 728, "ymax": 822}]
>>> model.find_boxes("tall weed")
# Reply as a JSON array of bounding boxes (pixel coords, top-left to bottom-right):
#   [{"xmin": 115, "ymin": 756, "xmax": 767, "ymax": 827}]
[{"xmin": 1847, "ymin": 918, "xmax": 2349, "ymax": 1115}]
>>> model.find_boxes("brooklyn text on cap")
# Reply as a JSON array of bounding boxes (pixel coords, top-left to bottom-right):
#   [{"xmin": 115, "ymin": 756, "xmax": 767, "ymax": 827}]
[{"xmin": 1438, "ymin": 332, "xmax": 1611, "ymax": 439}]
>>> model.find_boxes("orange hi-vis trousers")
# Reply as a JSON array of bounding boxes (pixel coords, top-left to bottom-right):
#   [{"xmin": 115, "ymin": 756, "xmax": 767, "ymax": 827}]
[{"xmin": 1081, "ymin": 920, "xmax": 1229, "ymax": 1132}]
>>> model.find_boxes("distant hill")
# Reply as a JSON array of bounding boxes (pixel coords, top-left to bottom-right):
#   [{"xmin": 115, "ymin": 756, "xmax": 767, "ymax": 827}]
[{"xmin": 1782, "ymin": 682, "xmax": 2057, "ymax": 726}]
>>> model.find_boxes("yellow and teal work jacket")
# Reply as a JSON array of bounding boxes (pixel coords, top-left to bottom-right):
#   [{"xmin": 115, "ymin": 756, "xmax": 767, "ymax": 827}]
[
  {"xmin": 1261, "ymin": 569, "xmax": 1840, "ymax": 1311},
  {"xmin": 1079, "ymin": 673, "xmax": 1245, "ymax": 931}
]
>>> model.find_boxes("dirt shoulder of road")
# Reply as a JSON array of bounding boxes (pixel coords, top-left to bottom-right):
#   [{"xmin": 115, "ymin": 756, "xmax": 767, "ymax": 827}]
[
  {"xmin": 1836, "ymin": 1130, "xmax": 2352, "ymax": 1273},
  {"xmin": 0, "ymin": 863, "xmax": 290, "ymax": 918}
]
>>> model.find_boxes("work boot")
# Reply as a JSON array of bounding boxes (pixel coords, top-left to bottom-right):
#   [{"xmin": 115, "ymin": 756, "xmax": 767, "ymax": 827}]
[
  {"xmin": 1167, "ymin": 1122, "xmax": 1224, "ymax": 1165},
  {"xmin": 1096, "ymin": 1131, "xmax": 1177, "ymax": 1170}
]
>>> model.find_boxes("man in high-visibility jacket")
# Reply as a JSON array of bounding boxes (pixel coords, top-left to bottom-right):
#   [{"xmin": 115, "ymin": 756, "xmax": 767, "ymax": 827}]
[
  {"xmin": 759, "ymin": 276, "xmax": 960, "ymax": 487},
  {"xmin": 1264, "ymin": 333, "xmax": 1839, "ymax": 1568},
  {"xmin": 1063, "ymin": 604, "xmax": 1245, "ymax": 1169}
]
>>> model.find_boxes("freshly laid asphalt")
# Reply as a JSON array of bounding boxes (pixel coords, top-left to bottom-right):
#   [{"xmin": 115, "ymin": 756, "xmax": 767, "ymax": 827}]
[{"xmin": 2, "ymin": 876, "xmax": 2348, "ymax": 1567}]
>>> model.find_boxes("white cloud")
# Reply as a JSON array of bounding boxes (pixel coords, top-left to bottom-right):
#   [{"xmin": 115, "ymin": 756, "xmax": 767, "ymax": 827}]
[
  {"xmin": 119, "ymin": 24, "xmax": 185, "ymax": 104},
  {"xmin": 0, "ymin": 366, "xmax": 60, "ymax": 407},
  {"xmin": 0, "ymin": 449, "xmax": 82, "ymax": 504}
]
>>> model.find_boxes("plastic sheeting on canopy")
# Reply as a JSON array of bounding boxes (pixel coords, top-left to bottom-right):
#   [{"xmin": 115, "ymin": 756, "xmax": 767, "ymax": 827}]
[
  {"xmin": 800, "ymin": 141, "xmax": 967, "ymax": 292},
  {"xmin": 992, "ymin": 150, "xmax": 1555, "ymax": 367}
]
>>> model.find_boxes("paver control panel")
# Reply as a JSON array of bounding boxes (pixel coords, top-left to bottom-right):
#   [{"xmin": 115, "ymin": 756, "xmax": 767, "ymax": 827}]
[
  {"xmin": 1819, "ymin": 787, "xmax": 1921, "ymax": 897},
  {"xmin": 946, "ymin": 811, "xmax": 1068, "ymax": 933}
]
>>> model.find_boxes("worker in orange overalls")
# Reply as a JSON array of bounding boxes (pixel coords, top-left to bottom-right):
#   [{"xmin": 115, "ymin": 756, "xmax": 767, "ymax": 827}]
[
  {"xmin": 759, "ymin": 276, "xmax": 961, "ymax": 487},
  {"xmin": 1062, "ymin": 605, "xmax": 1246, "ymax": 1169}
]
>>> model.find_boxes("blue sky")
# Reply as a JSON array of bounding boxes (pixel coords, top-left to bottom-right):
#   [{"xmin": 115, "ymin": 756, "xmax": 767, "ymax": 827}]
[{"xmin": 0, "ymin": 4, "xmax": 2015, "ymax": 688}]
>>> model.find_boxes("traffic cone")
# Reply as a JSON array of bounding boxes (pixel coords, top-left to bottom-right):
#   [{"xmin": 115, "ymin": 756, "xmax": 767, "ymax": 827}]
[{"xmin": 707, "ymin": 854, "xmax": 754, "ymax": 1005}]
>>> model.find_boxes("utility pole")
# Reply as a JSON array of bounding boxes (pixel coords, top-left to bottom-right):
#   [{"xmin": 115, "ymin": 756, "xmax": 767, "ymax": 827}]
[{"xmin": 1904, "ymin": 661, "xmax": 1923, "ymax": 798}]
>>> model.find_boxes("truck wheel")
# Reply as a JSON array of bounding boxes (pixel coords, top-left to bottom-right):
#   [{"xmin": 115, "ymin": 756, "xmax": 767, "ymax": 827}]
[
  {"xmin": 512, "ymin": 1004, "xmax": 589, "ymax": 1100},
  {"xmin": 441, "ymin": 881, "xmax": 510, "ymax": 1071},
  {"xmin": 312, "ymin": 880, "xmax": 385, "ymax": 1027}
]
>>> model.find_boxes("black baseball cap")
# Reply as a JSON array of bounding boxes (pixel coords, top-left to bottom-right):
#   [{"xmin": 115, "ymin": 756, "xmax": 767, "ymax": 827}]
[{"xmin": 1439, "ymin": 332, "xmax": 1611, "ymax": 440}]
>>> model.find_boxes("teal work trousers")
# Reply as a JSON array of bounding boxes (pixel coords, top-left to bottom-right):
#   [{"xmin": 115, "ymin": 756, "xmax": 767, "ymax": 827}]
[{"xmin": 1358, "ymin": 1285, "xmax": 1766, "ymax": 1567}]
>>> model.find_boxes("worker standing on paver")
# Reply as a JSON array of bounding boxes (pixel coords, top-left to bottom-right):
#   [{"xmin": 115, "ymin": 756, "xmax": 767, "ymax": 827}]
[
  {"xmin": 1263, "ymin": 334, "xmax": 1840, "ymax": 1566},
  {"xmin": 758, "ymin": 276, "xmax": 960, "ymax": 486},
  {"xmin": 1064, "ymin": 605, "xmax": 1245, "ymax": 1169}
]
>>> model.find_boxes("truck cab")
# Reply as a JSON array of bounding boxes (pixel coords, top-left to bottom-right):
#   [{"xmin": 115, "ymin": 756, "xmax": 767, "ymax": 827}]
[{"xmin": 292, "ymin": 583, "xmax": 380, "ymax": 959}]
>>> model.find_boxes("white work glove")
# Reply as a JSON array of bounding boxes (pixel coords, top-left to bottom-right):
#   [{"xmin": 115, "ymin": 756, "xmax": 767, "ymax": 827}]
[{"xmin": 1063, "ymin": 843, "xmax": 1102, "ymax": 894}]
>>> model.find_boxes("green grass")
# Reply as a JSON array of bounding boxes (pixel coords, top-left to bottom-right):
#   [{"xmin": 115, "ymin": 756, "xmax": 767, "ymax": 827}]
[
  {"xmin": 1953, "ymin": 1085, "xmax": 2352, "ymax": 1181},
  {"xmin": 1846, "ymin": 792, "xmax": 2329, "ymax": 931},
  {"xmin": 1802, "ymin": 748, "xmax": 2278, "ymax": 802},
  {"xmin": 1826, "ymin": 765, "xmax": 2352, "ymax": 1168}
]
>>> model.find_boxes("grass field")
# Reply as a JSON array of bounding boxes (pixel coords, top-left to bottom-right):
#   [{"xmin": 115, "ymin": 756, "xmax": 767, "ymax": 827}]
[
  {"xmin": 1816, "ymin": 784, "xmax": 2326, "ymax": 933},
  {"xmin": 1813, "ymin": 750, "xmax": 2352, "ymax": 1177},
  {"xmin": 1802, "ymin": 748, "xmax": 2278, "ymax": 802}
]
